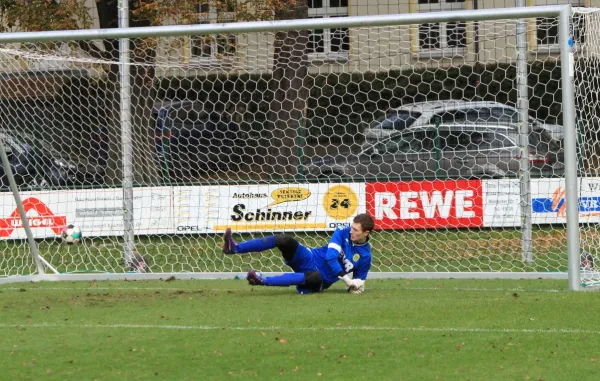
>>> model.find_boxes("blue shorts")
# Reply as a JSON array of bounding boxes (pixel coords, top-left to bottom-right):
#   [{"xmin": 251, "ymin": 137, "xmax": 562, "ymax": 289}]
[
  {"xmin": 285, "ymin": 243, "xmax": 318, "ymax": 273},
  {"xmin": 284, "ymin": 244, "xmax": 323, "ymax": 294}
]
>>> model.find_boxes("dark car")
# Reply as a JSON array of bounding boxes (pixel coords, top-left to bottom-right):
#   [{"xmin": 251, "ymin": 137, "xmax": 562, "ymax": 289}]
[
  {"xmin": 307, "ymin": 123, "xmax": 564, "ymax": 181},
  {"xmin": 0, "ymin": 131, "xmax": 102, "ymax": 189},
  {"xmin": 153, "ymin": 101, "xmax": 249, "ymax": 180}
]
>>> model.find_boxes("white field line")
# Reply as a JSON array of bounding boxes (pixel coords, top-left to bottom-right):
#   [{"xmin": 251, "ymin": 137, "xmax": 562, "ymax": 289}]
[
  {"xmin": 0, "ymin": 286, "xmax": 565, "ymax": 293},
  {"xmin": 0, "ymin": 323, "xmax": 598, "ymax": 335}
]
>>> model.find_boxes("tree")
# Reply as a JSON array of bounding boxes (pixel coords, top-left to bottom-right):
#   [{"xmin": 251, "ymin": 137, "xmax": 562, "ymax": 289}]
[
  {"xmin": 267, "ymin": 0, "xmax": 308, "ymax": 178},
  {"xmin": 1, "ymin": 0, "xmax": 302, "ymax": 185}
]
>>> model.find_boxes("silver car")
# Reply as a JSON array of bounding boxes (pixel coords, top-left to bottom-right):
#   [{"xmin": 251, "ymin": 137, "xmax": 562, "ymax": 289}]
[
  {"xmin": 363, "ymin": 100, "xmax": 564, "ymax": 145},
  {"xmin": 307, "ymin": 123, "xmax": 564, "ymax": 180}
]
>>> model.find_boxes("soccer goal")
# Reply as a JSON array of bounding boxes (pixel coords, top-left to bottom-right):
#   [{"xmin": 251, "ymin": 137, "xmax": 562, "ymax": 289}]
[{"xmin": 0, "ymin": 4, "xmax": 593, "ymax": 289}]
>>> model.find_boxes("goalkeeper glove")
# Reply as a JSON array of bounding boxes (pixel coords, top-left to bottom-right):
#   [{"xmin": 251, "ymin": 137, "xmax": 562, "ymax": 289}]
[{"xmin": 339, "ymin": 274, "xmax": 364, "ymax": 290}]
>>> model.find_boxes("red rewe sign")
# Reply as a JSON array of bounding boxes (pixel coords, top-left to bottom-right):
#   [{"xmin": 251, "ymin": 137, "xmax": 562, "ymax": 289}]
[
  {"xmin": 0, "ymin": 197, "xmax": 66, "ymax": 237},
  {"xmin": 366, "ymin": 180, "xmax": 484, "ymax": 230}
]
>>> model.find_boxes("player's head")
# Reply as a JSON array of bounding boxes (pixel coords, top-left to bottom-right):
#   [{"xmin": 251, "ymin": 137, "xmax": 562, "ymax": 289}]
[{"xmin": 350, "ymin": 213, "xmax": 375, "ymax": 243}]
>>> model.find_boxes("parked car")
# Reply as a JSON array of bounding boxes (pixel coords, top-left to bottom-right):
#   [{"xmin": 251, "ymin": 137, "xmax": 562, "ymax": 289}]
[
  {"xmin": 363, "ymin": 100, "xmax": 564, "ymax": 145},
  {"xmin": 152, "ymin": 101, "xmax": 249, "ymax": 180},
  {"xmin": 307, "ymin": 123, "xmax": 564, "ymax": 180},
  {"xmin": 0, "ymin": 131, "xmax": 103, "ymax": 188}
]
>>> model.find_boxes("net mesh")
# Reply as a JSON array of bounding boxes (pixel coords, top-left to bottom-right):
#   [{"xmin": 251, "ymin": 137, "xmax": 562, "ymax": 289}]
[
  {"xmin": 574, "ymin": 7, "xmax": 600, "ymax": 286},
  {"xmin": 0, "ymin": 9, "xmax": 589, "ymax": 279}
]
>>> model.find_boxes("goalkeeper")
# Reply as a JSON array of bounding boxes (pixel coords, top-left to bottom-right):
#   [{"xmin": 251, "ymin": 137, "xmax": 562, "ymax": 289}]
[{"xmin": 223, "ymin": 213, "xmax": 374, "ymax": 294}]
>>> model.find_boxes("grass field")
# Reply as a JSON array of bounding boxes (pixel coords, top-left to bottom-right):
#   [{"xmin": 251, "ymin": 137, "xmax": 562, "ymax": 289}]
[
  {"xmin": 1, "ymin": 227, "xmax": 570, "ymax": 276},
  {"xmin": 1, "ymin": 278, "xmax": 600, "ymax": 380}
]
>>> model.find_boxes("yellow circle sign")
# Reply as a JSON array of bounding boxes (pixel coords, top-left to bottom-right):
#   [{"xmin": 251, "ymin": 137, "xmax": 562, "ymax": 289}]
[{"xmin": 322, "ymin": 185, "xmax": 358, "ymax": 220}]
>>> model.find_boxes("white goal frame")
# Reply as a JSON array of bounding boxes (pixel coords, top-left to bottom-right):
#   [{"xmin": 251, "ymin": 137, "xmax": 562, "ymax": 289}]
[{"xmin": 0, "ymin": 5, "xmax": 582, "ymax": 289}]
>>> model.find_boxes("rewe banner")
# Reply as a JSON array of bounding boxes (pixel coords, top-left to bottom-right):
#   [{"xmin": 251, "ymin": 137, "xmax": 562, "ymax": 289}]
[{"xmin": 366, "ymin": 180, "xmax": 484, "ymax": 229}]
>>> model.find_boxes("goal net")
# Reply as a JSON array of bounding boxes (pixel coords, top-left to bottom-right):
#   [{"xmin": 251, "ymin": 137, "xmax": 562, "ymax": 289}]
[
  {"xmin": 0, "ymin": 6, "xmax": 589, "ymax": 283},
  {"xmin": 573, "ymin": 7, "xmax": 600, "ymax": 287}
]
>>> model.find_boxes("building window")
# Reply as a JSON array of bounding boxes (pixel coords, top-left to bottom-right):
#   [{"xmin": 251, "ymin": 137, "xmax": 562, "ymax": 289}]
[
  {"xmin": 536, "ymin": 15, "xmax": 585, "ymax": 47},
  {"xmin": 419, "ymin": 21, "xmax": 466, "ymax": 50},
  {"xmin": 307, "ymin": 0, "xmax": 349, "ymax": 61},
  {"xmin": 536, "ymin": 17, "xmax": 558, "ymax": 46},
  {"xmin": 534, "ymin": 0, "xmax": 584, "ymax": 50},
  {"xmin": 191, "ymin": 1, "xmax": 236, "ymax": 61},
  {"xmin": 416, "ymin": 0, "xmax": 466, "ymax": 55}
]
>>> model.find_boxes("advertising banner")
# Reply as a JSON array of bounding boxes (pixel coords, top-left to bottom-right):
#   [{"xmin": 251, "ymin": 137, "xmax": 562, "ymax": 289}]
[
  {"xmin": 530, "ymin": 178, "xmax": 600, "ymax": 224},
  {"xmin": 173, "ymin": 183, "xmax": 366, "ymax": 233},
  {"xmin": 480, "ymin": 177, "xmax": 600, "ymax": 226},
  {"xmin": 0, "ymin": 187, "xmax": 173, "ymax": 239},
  {"xmin": 2, "ymin": 177, "xmax": 598, "ymax": 240},
  {"xmin": 482, "ymin": 179, "xmax": 521, "ymax": 227},
  {"xmin": 366, "ymin": 180, "xmax": 484, "ymax": 230}
]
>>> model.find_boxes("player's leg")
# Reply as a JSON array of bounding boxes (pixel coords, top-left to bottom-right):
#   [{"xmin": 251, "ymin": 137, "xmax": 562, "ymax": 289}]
[
  {"xmin": 244, "ymin": 234, "xmax": 302, "ymax": 285},
  {"xmin": 246, "ymin": 243, "xmax": 323, "ymax": 292},
  {"xmin": 222, "ymin": 228, "xmax": 276, "ymax": 254},
  {"xmin": 223, "ymin": 230, "xmax": 299, "ymax": 256},
  {"xmin": 274, "ymin": 234, "xmax": 299, "ymax": 262},
  {"xmin": 245, "ymin": 234, "xmax": 304, "ymax": 285},
  {"xmin": 245, "ymin": 234, "xmax": 302, "ymax": 285},
  {"xmin": 247, "ymin": 269, "xmax": 321, "ymax": 290}
]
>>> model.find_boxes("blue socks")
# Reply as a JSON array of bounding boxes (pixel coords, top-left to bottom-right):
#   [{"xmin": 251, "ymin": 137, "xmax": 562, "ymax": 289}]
[
  {"xmin": 264, "ymin": 273, "xmax": 306, "ymax": 287},
  {"xmin": 236, "ymin": 235, "xmax": 276, "ymax": 253},
  {"xmin": 236, "ymin": 236, "xmax": 306, "ymax": 287}
]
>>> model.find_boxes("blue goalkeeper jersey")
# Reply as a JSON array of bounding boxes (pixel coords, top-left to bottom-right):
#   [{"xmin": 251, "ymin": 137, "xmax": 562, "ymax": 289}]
[{"xmin": 310, "ymin": 226, "xmax": 373, "ymax": 288}]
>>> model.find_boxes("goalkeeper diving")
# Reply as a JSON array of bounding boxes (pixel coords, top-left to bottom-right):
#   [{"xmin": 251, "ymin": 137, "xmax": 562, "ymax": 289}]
[{"xmin": 222, "ymin": 213, "xmax": 374, "ymax": 294}]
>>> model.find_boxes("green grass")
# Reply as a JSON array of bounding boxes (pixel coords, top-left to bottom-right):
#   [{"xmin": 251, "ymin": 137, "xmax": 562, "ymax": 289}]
[
  {"xmin": 1, "ymin": 226, "xmax": 571, "ymax": 277},
  {"xmin": 1, "ymin": 279, "xmax": 599, "ymax": 380}
]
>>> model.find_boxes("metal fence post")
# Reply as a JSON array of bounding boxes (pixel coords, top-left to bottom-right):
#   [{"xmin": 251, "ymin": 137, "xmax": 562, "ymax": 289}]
[
  {"xmin": 119, "ymin": 0, "xmax": 135, "ymax": 267},
  {"xmin": 517, "ymin": 0, "xmax": 532, "ymax": 263}
]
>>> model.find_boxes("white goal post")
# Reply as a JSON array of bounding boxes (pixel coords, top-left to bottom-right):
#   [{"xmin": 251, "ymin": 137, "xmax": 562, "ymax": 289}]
[{"xmin": 0, "ymin": 4, "xmax": 592, "ymax": 290}]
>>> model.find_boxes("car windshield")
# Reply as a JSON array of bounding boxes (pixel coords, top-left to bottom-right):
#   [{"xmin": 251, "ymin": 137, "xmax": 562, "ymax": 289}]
[{"xmin": 369, "ymin": 110, "xmax": 420, "ymax": 131}]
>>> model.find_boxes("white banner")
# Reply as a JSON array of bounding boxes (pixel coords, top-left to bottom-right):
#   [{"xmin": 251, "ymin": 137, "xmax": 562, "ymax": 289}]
[
  {"xmin": 482, "ymin": 179, "xmax": 521, "ymax": 227},
  {"xmin": 0, "ymin": 187, "xmax": 173, "ymax": 239},
  {"xmin": 482, "ymin": 177, "xmax": 600, "ymax": 226},
  {"xmin": 173, "ymin": 183, "xmax": 366, "ymax": 233}
]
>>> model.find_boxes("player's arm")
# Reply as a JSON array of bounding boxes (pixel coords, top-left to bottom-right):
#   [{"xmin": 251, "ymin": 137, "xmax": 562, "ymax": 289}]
[
  {"xmin": 324, "ymin": 228, "xmax": 363, "ymax": 290},
  {"xmin": 323, "ymin": 227, "xmax": 346, "ymax": 277}
]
